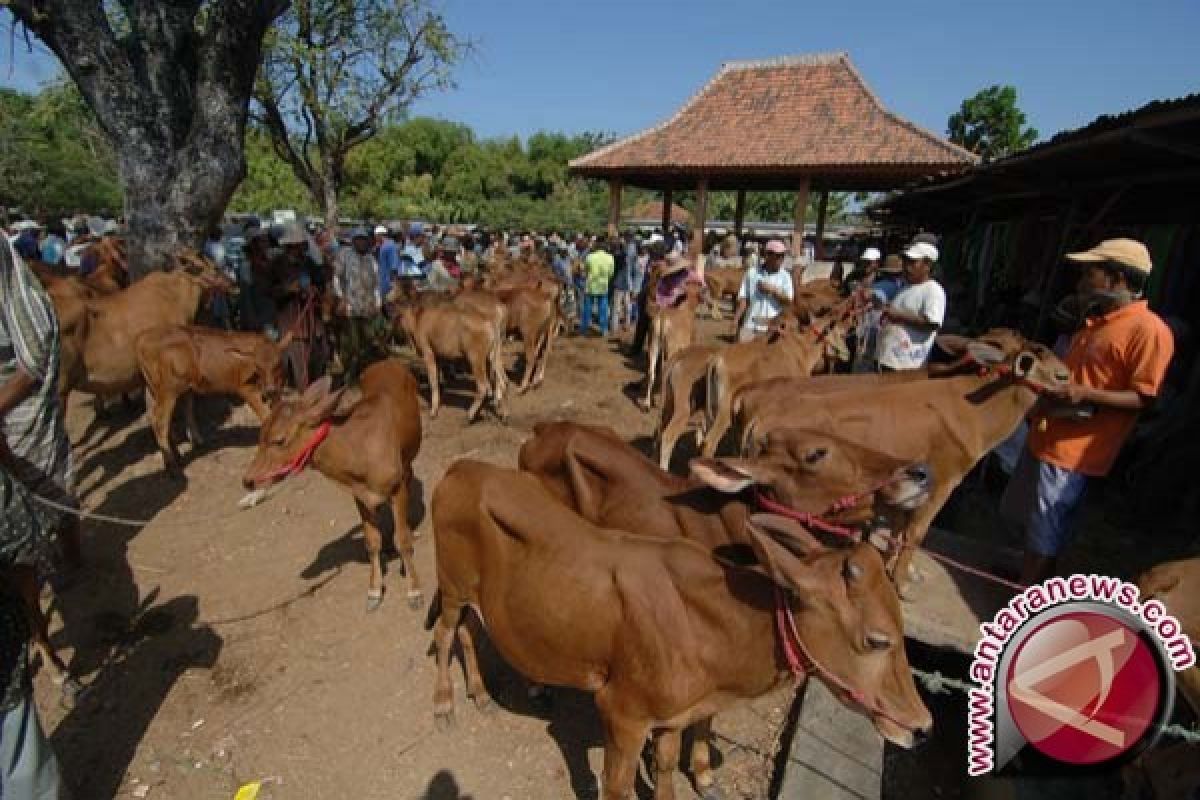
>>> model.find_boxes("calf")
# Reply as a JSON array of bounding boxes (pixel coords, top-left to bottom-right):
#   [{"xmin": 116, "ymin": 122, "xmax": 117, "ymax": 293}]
[
  {"xmin": 491, "ymin": 285, "xmax": 560, "ymax": 393},
  {"xmin": 519, "ymin": 420, "xmax": 932, "ymax": 552},
  {"xmin": 641, "ymin": 282, "xmax": 705, "ymax": 411},
  {"xmin": 242, "ymin": 361, "xmax": 423, "ymax": 611},
  {"xmin": 755, "ymin": 341, "xmax": 1069, "ymax": 594},
  {"xmin": 702, "ymin": 266, "xmax": 745, "ymax": 319},
  {"xmin": 701, "ymin": 313, "xmax": 849, "ymax": 457},
  {"xmin": 431, "ymin": 460, "xmax": 932, "ymax": 800},
  {"xmin": 136, "ymin": 326, "xmax": 291, "ymax": 475},
  {"xmin": 57, "ymin": 251, "xmax": 232, "ymax": 411},
  {"xmin": 656, "ymin": 344, "xmax": 719, "ymax": 470},
  {"xmin": 395, "ymin": 302, "xmax": 506, "ymax": 421}
]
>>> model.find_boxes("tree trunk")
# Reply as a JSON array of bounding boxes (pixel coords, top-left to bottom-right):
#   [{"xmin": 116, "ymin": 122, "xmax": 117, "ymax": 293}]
[{"xmin": 323, "ymin": 176, "xmax": 340, "ymax": 234}]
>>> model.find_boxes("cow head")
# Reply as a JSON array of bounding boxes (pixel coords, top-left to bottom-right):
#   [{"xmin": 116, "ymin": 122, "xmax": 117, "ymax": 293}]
[
  {"xmin": 226, "ymin": 332, "xmax": 292, "ymax": 406},
  {"xmin": 174, "ymin": 249, "xmax": 234, "ymax": 293},
  {"xmin": 934, "ymin": 330, "xmax": 1070, "ymax": 392},
  {"xmin": 742, "ymin": 514, "xmax": 933, "ymax": 746},
  {"xmin": 689, "ymin": 428, "xmax": 932, "ymax": 521},
  {"xmin": 242, "ymin": 376, "xmax": 362, "ymax": 489}
]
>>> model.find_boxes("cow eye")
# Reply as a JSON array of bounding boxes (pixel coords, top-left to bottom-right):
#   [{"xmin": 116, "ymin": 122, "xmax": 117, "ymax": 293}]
[
  {"xmin": 270, "ymin": 434, "xmax": 287, "ymax": 446},
  {"xmin": 865, "ymin": 633, "xmax": 891, "ymax": 651},
  {"xmin": 804, "ymin": 447, "xmax": 828, "ymax": 466}
]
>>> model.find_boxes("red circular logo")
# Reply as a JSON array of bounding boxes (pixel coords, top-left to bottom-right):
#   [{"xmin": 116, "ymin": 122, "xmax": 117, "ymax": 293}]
[{"xmin": 1005, "ymin": 610, "xmax": 1163, "ymax": 766}]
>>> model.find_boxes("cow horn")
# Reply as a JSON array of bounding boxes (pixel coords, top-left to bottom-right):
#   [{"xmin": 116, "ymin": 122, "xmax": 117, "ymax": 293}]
[{"xmin": 1012, "ymin": 350, "xmax": 1037, "ymax": 378}]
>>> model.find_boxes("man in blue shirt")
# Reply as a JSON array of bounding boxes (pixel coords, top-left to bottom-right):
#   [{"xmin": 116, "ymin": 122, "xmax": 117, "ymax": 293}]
[
  {"xmin": 402, "ymin": 222, "xmax": 427, "ymax": 278},
  {"xmin": 375, "ymin": 225, "xmax": 399, "ymax": 301}
]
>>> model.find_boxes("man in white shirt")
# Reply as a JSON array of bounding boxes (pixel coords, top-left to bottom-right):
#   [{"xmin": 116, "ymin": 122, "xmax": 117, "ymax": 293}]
[
  {"xmin": 734, "ymin": 239, "xmax": 794, "ymax": 342},
  {"xmin": 875, "ymin": 240, "xmax": 946, "ymax": 371}
]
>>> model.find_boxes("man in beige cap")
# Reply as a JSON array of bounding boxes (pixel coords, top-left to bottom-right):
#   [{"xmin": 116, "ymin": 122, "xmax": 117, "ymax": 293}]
[
  {"xmin": 1004, "ymin": 238, "xmax": 1174, "ymax": 584},
  {"xmin": 734, "ymin": 239, "xmax": 793, "ymax": 342}
]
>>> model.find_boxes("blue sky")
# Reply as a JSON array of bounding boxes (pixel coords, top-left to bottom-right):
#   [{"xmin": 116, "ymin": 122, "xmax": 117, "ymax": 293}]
[{"xmin": 3, "ymin": 0, "xmax": 1197, "ymax": 144}]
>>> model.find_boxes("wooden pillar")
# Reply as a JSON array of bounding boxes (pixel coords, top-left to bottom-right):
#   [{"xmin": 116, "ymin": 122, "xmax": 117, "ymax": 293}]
[
  {"xmin": 606, "ymin": 179, "xmax": 622, "ymax": 238},
  {"xmin": 814, "ymin": 190, "xmax": 830, "ymax": 261},
  {"xmin": 661, "ymin": 188, "xmax": 673, "ymax": 232},
  {"xmin": 691, "ymin": 178, "xmax": 708, "ymax": 260},
  {"xmin": 733, "ymin": 189, "xmax": 747, "ymax": 237},
  {"xmin": 792, "ymin": 178, "xmax": 811, "ymax": 261}
]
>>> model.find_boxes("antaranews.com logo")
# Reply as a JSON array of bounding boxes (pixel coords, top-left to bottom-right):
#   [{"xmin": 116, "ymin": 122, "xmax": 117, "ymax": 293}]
[{"xmin": 967, "ymin": 574, "xmax": 1194, "ymax": 776}]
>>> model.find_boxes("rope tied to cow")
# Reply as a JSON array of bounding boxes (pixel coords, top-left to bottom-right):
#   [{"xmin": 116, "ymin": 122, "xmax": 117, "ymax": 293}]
[{"xmin": 753, "ymin": 491, "xmax": 1028, "ymax": 593}]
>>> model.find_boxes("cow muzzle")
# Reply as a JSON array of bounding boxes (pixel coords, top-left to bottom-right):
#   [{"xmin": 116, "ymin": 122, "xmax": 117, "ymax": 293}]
[{"xmin": 881, "ymin": 462, "xmax": 934, "ymax": 511}]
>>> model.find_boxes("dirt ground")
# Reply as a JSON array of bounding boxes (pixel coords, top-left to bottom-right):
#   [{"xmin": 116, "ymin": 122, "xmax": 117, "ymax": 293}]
[{"xmin": 36, "ymin": 314, "xmax": 811, "ymax": 800}]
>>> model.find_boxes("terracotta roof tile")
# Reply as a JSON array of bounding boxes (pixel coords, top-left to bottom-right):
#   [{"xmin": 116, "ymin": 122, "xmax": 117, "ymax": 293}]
[{"xmin": 571, "ymin": 53, "xmax": 977, "ymax": 176}]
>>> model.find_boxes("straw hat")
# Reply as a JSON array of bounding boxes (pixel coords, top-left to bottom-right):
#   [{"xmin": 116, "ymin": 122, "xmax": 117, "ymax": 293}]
[
  {"xmin": 661, "ymin": 252, "xmax": 689, "ymax": 276},
  {"xmin": 1067, "ymin": 238, "xmax": 1152, "ymax": 275}
]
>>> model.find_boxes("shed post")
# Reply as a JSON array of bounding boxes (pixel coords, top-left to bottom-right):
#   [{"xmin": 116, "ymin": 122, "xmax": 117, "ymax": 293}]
[
  {"xmin": 692, "ymin": 178, "xmax": 709, "ymax": 261},
  {"xmin": 733, "ymin": 189, "xmax": 747, "ymax": 237},
  {"xmin": 792, "ymin": 179, "xmax": 811, "ymax": 261},
  {"xmin": 661, "ymin": 188, "xmax": 673, "ymax": 231},
  {"xmin": 815, "ymin": 189, "xmax": 830, "ymax": 260},
  {"xmin": 606, "ymin": 179, "xmax": 622, "ymax": 238}
]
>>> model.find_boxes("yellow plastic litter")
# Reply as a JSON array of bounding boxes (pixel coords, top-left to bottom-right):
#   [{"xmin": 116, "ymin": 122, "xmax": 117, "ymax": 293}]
[{"xmin": 233, "ymin": 783, "xmax": 261, "ymax": 800}]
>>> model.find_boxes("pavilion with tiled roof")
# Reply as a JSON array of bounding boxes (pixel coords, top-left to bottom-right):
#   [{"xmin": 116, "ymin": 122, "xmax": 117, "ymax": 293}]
[{"xmin": 570, "ymin": 52, "xmax": 977, "ymax": 258}]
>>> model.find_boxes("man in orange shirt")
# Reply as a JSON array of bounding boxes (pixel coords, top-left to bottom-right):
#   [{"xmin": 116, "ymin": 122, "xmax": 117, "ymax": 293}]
[{"xmin": 1003, "ymin": 238, "xmax": 1174, "ymax": 584}]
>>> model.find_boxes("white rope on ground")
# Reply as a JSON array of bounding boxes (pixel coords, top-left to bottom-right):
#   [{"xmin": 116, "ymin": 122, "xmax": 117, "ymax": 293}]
[{"xmin": 26, "ymin": 483, "xmax": 286, "ymax": 528}]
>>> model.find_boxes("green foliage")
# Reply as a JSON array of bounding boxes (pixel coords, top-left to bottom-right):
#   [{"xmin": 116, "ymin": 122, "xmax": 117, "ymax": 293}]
[
  {"xmin": 947, "ymin": 85, "xmax": 1039, "ymax": 162},
  {"xmin": 0, "ymin": 81, "xmax": 121, "ymax": 216}
]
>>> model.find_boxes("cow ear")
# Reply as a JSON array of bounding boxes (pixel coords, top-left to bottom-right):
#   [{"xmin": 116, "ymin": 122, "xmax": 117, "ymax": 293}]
[
  {"xmin": 305, "ymin": 386, "xmax": 362, "ymax": 424},
  {"xmin": 689, "ymin": 458, "xmax": 766, "ymax": 493},
  {"xmin": 749, "ymin": 513, "xmax": 824, "ymax": 556},
  {"xmin": 225, "ymin": 348, "xmax": 253, "ymax": 363},
  {"xmin": 935, "ymin": 334, "xmax": 970, "ymax": 356},
  {"xmin": 967, "ymin": 341, "xmax": 1005, "ymax": 365},
  {"xmin": 277, "ymin": 330, "xmax": 295, "ymax": 351},
  {"xmin": 741, "ymin": 515, "xmax": 824, "ymax": 593},
  {"xmin": 301, "ymin": 375, "xmax": 333, "ymax": 406}
]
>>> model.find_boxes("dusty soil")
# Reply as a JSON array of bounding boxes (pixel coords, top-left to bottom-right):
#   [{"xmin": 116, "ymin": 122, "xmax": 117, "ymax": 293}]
[{"xmin": 36, "ymin": 315, "xmax": 806, "ymax": 800}]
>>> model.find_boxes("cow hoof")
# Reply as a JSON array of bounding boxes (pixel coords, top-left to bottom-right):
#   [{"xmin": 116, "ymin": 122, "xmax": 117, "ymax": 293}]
[
  {"xmin": 527, "ymin": 685, "xmax": 553, "ymax": 713},
  {"xmin": 406, "ymin": 590, "xmax": 424, "ymax": 610},
  {"xmin": 58, "ymin": 677, "xmax": 84, "ymax": 709},
  {"xmin": 636, "ymin": 399, "xmax": 651, "ymax": 413},
  {"xmin": 472, "ymin": 694, "xmax": 496, "ymax": 714},
  {"xmin": 434, "ymin": 710, "xmax": 456, "ymax": 732},
  {"xmin": 366, "ymin": 591, "xmax": 384, "ymax": 612}
]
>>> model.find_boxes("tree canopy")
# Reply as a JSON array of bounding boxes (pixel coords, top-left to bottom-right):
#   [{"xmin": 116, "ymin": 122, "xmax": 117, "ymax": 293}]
[
  {"xmin": 947, "ymin": 85, "xmax": 1039, "ymax": 162},
  {"xmin": 254, "ymin": 0, "xmax": 467, "ymax": 229}
]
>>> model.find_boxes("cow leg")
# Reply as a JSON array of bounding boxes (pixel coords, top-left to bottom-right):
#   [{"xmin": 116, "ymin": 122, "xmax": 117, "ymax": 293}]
[
  {"xmin": 596, "ymin": 698, "xmax": 651, "ymax": 800},
  {"xmin": 183, "ymin": 393, "xmax": 204, "ymax": 448},
  {"xmin": 433, "ymin": 596, "xmax": 465, "ymax": 729},
  {"xmin": 149, "ymin": 389, "xmax": 183, "ymax": 476},
  {"xmin": 423, "ymin": 349, "xmax": 442, "ymax": 419},
  {"xmin": 455, "ymin": 621, "xmax": 492, "ymax": 711},
  {"xmin": 652, "ymin": 728, "xmax": 681, "ymax": 800},
  {"xmin": 640, "ymin": 335, "xmax": 659, "ymax": 411},
  {"xmin": 10, "ymin": 567, "xmax": 79, "ymax": 704},
  {"xmin": 355, "ymin": 498, "xmax": 386, "ymax": 612},
  {"xmin": 658, "ymin": 392, "xmax": 690, "ymax": 472},
  {"xmin": 516, "ymin": 332, "xmax": 537, "ymax": 394},
  {"xmin": 891, "ymin": 480, "xmax": 958, "ymax": 598},
  {"xmin": 465, "ymin": 350, "xmax": 490, "ymax": 422},
  {"xmin": 531, "ymin": 324, "xmax": 553, "ymax": 389},
  {"xmin": 389, "ymin": 486, "xmax": 423, "ymax": 609},
  {"xmin": 689, "ymin": 717, "xmax": 723, "ymax": 800}
]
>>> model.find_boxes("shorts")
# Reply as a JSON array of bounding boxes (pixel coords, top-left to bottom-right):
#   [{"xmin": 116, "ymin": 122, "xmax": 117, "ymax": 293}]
[{"xmin": 1000, "ymin": 450, "xmax": 1089, "ymax": 557}]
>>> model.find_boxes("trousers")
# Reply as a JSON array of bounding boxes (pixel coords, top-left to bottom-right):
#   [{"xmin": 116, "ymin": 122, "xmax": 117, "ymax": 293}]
[{"xmin": 580, "ymin": 294, "xmax": 610, "ymax": 335}]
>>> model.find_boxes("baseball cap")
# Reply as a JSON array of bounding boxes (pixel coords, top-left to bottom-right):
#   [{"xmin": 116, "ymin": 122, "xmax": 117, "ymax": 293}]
[
  {"xmin": 373, "ymin": 225, "xmax": 388, "ymax": 235},
  {"xmin": 764, "ymin": 239, "xmax": 788, "ymax": 255},
  {"xmin": 408, "ymin": 222, "xmax": 425, "ymax": 236},
  {"xmin": 903, "ymin": 241, "xmax": 939, "ymax": 262},
  {"xmin": 1066, "ymin": 238, "xmax": 1152, "ymax": 275},
  {"xmin": 861, "ymin": 247, "xmax": 881, "ymax": 262}
]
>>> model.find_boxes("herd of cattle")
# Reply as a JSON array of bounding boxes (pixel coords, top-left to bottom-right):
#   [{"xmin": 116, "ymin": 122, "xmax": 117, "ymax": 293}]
[{"xmin": 24, "ymin": 243, "xmax": 1200, "ymax": 798}]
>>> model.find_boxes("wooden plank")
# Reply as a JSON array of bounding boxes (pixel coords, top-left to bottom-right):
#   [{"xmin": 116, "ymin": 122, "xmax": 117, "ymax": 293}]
[
  {"xmin": 780, "ymin": 681, "xmax": 883, "ymax": 799},
  {"xmin": 661, "ymin": 188, "xmax": 673, "ymax": 231},
  {"xmin": 815, "ymin": 189, "xmax": 830, "ymax": 260},
  {"xmin": 733, "ymin": 189, "xmax": 746, "ymax": 237},
  {"xmin": 792, "ymin": 179, "xmax": 811, "ymax": 260},
  {"xmin": 692, "ymin": 178, "xmax": 708, "ymax": 261}
]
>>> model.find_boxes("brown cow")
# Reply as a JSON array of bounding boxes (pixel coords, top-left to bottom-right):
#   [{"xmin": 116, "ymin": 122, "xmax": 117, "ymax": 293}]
[
  {"xmin": 749, "ymin": 340, "xmax": 1069, "ymax": 594},
  {"xmin": 656, "ymin": 344, "xmax": 720, "ymax": 470},
  {"xmin": 702, "ymin": 266, "xmax": 745, "ymax": 320},
  {"xmin": 431, "ymin": 460, "xmax": 932, "ymax": 800},
  {"xmin": 641, "ymin": 282, "xmax": 706, "ymax": 411},
  {"xmin": 395, "ymin": 302, "xmax": 506, "ymax": 421},
  {"xmin": 490, "ymin": 285, "xmax": 560, "ymax": 393},
  {"xmin": 57, "ymin": 252, "xmax": 232, "ymax": 411},
  {"xmin": 737, "ymin": 329, "xmax": 1032, "ymax": 456},
  {"xmin": 793, "ymin": 282, "xmax": 843, "ymax": 322},
  {"xmin": 242, "ymin": 361, "xmax": 423, "ymax": 611},
  {"xmin": 700, "ymin": 313, "xmax": 850, "ymax": 458},
  {"xmin": 136, "ymin": 326, "xmax": 292, "ymax": 475},
  {"xmin": 519, "ymin": 420, "xmax": 932, "ymax": 552},
  {"xmin": 1136, "ymin": 558, "xmax": 1200, "ymax": 714}
]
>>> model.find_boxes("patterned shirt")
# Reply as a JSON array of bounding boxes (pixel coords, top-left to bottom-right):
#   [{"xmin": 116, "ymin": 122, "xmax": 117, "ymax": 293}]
[{"xmin": 332, "ymin": 248, "xmax": 381, "ymax": 317}]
